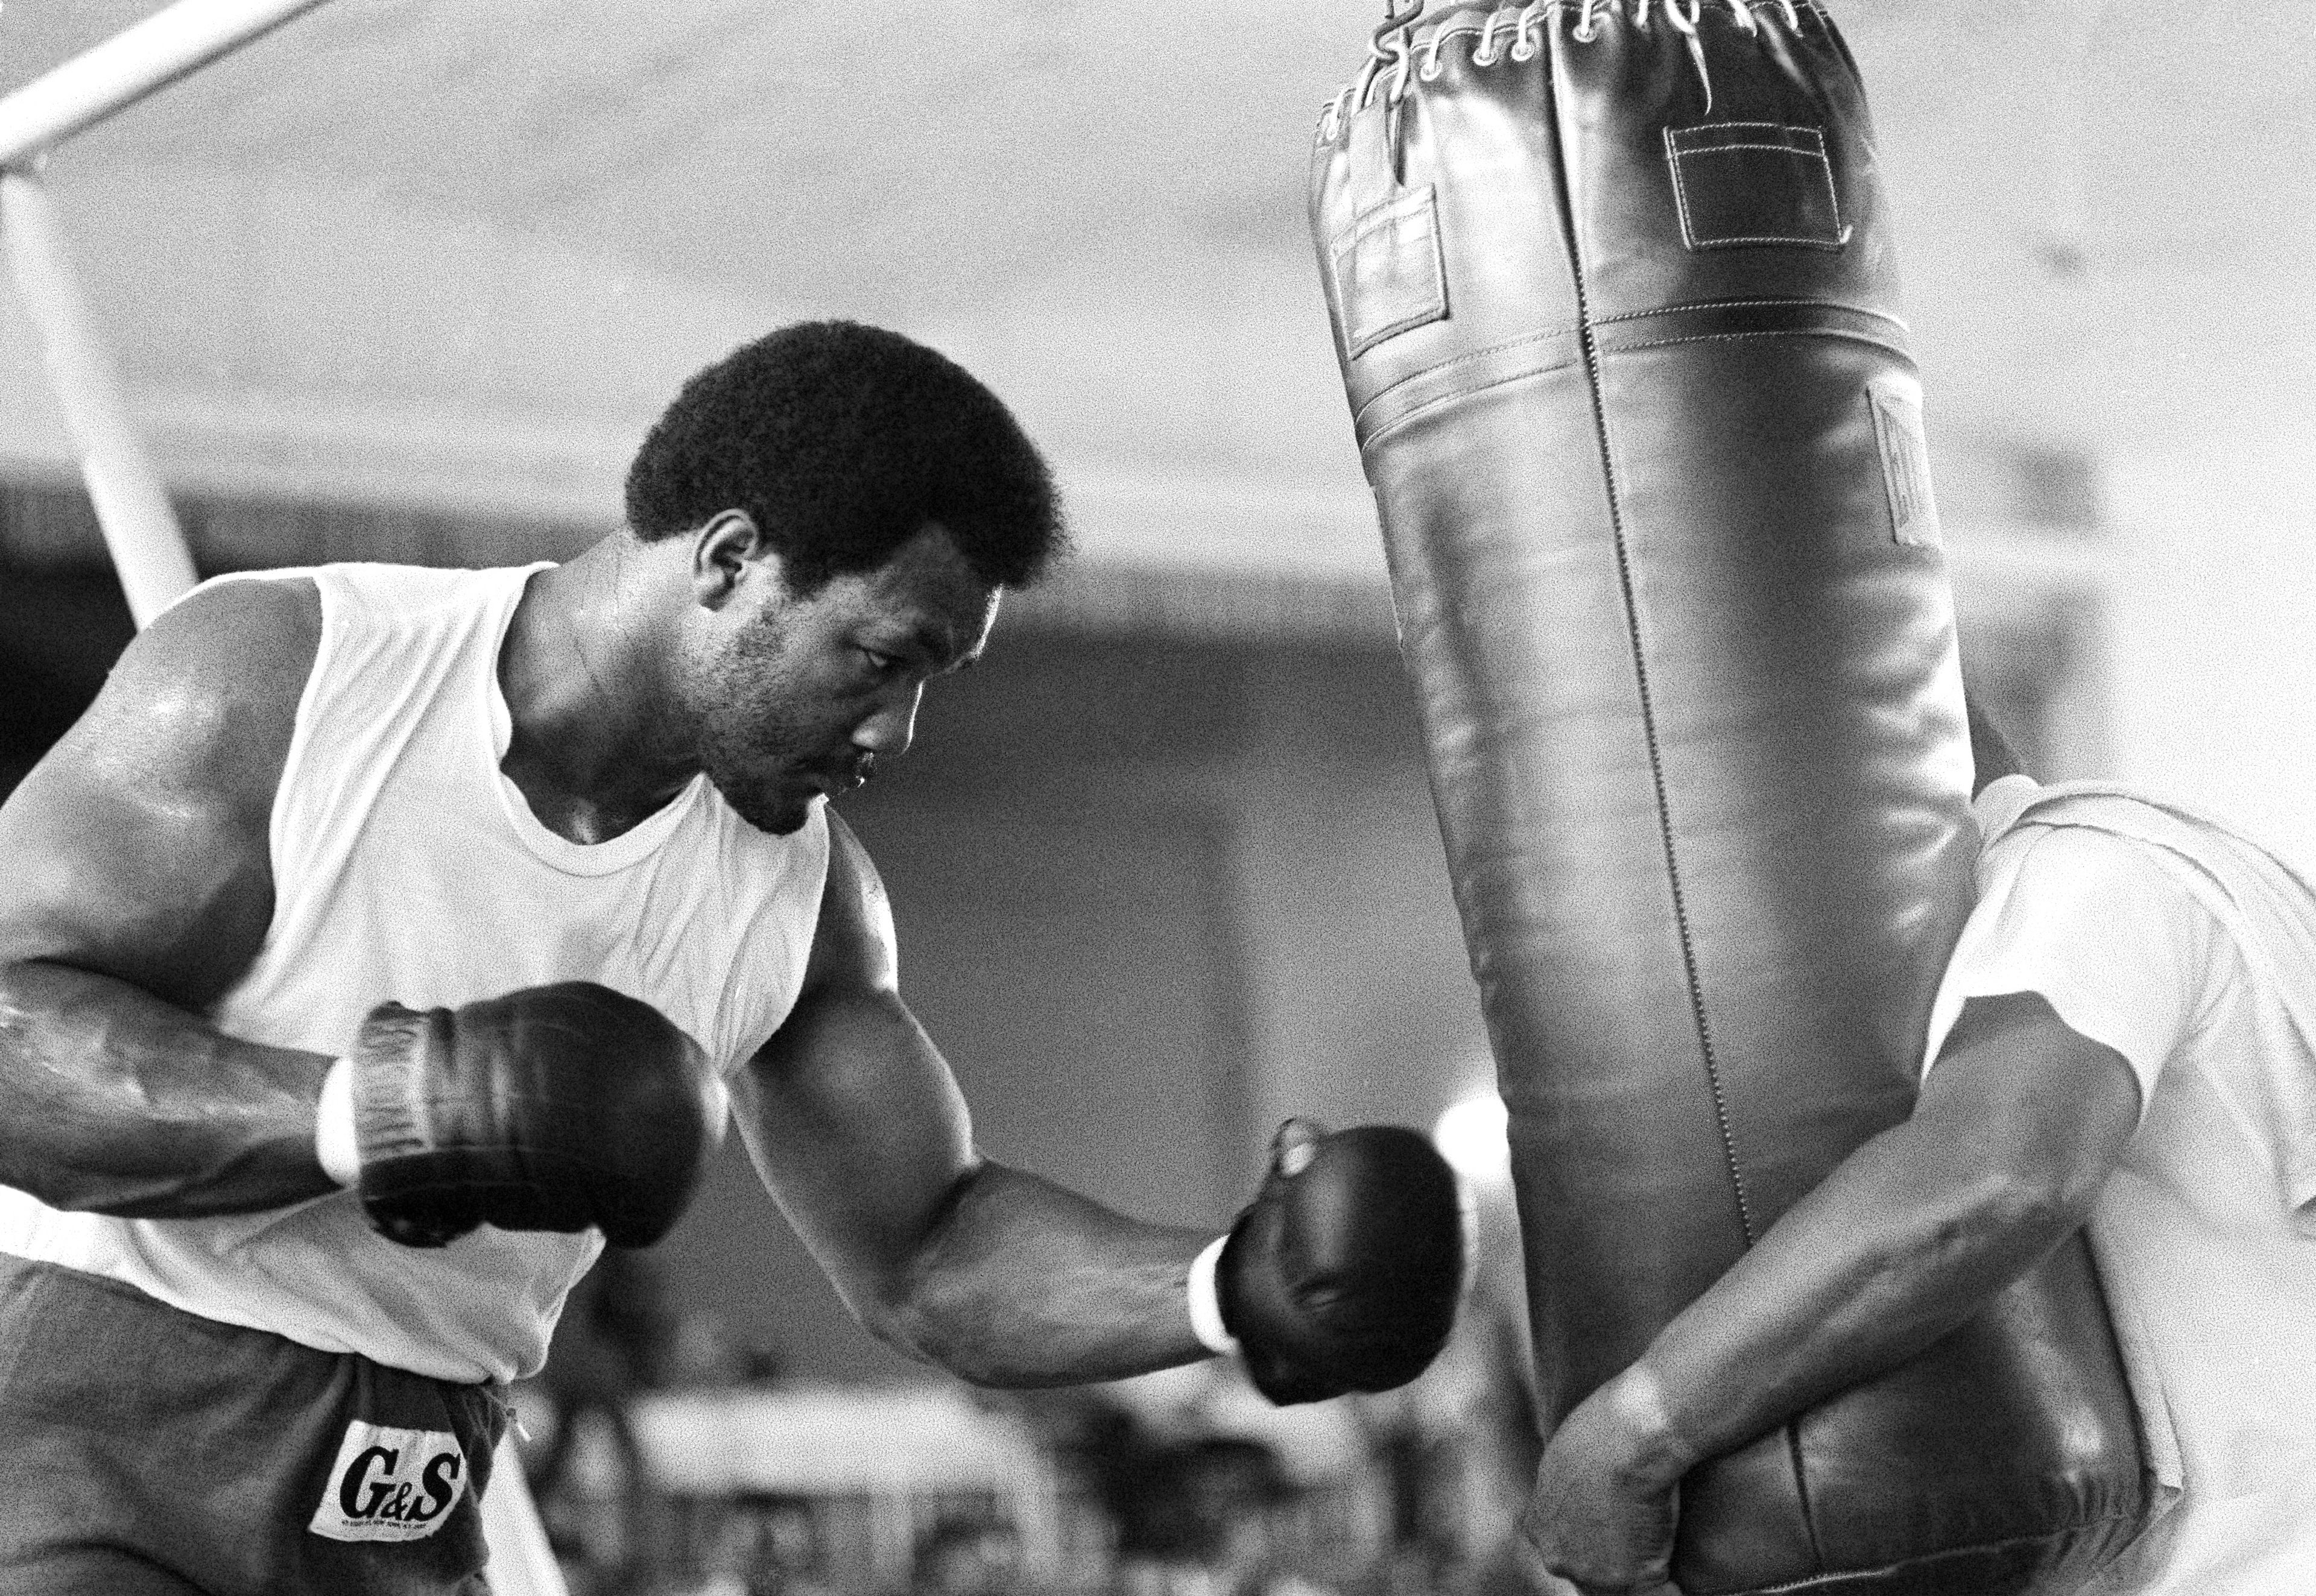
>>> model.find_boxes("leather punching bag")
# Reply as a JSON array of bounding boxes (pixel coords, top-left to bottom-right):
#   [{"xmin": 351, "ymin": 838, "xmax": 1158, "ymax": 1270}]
[{"xmin": 1308, "ymin": 5, "xmax": 2148, "ymax": 1593}]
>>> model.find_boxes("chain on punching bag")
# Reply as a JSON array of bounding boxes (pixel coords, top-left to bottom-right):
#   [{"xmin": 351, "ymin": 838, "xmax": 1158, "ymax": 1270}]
[{"xmin": 1308, "ymin": 4, "xmax": 2147, "ymax": 1592}]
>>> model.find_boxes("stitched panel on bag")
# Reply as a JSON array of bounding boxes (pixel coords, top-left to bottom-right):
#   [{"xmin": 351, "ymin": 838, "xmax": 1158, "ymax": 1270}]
[
  {"xmin": 1665, "ymin": 122, "xmax": 1847, "ymax": 251},
  {"xmin": 1330, "ymin": 185, "xmax": 1449, "ymax": 359}
]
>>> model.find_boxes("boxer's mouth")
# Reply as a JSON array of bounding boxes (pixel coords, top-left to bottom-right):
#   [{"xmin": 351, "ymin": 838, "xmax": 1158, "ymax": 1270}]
[{"xmin": 810, "ymin": 759, "xmax": 872, "ymax": 795}]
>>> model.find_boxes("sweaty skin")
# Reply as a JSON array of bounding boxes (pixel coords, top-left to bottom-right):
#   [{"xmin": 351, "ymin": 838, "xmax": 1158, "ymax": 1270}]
[
  {"xmin": 0, "ymin": 576, "xmax": 332, "ymax": 1216},
  {"xmin": 0, "ymin": 519, "xmax": 1215, "ymax": 1385}
]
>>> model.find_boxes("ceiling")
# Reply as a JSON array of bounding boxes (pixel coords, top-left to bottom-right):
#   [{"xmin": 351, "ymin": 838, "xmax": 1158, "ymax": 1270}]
[
  {"xmin": 10, "ymin": 1, "xmax": 1354, "ymax": 309},
  {"xmin": 1, "ymin": 0, "xmax": 2311, "ymax": 575}
]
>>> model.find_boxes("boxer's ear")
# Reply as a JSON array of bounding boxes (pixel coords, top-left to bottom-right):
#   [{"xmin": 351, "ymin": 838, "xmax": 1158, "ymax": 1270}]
[{"xmin": 689, "ymin": 510, "xmax": 789, "ymax": 610}]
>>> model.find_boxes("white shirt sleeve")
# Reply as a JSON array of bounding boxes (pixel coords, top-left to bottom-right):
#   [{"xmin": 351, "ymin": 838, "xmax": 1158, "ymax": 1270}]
[{"xmin": 1924, "ymin": 821, "xmax": 2222, "ymax": 1117}]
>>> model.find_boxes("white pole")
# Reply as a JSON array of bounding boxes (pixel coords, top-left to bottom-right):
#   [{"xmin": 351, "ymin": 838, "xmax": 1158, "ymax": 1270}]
[
  {"xmin": 1, "ymin": 6, "xmax": 571, "ymax": 1592},
  {"xmin": 0, "ymin": 0, "xmax": 335, "ymax": 170},
  {"xmin": 1, "ymin": 165, "xmax": 577, "ymax": 1596},
  {"xmin": 0, "ymin": 169, "xmax": 198, "ymax": 626},
  {"xmin": 482, "ymin": 1437, "xmax": 571, "ymax": 1596}
]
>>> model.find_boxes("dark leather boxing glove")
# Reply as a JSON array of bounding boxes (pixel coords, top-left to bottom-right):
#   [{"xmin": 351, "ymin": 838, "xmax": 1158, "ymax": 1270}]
[
  {"xmin": 345, "ymin": 982, "xmax": 726, "ymax": 1249},
  {"xmin": 1215, "ymin": 1122, "xmax": 1466, "ymax": 1405}
]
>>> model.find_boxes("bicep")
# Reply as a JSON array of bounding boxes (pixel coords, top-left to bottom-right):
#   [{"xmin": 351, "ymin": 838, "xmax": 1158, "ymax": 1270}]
[
  {"xmin": 0, "ymin": 579, "xmax": 313, "ymax": 1007},
  {"xmin": 1938, "ymin": 827, "xmax": 2212, "ymax": 1117},
  {"xmin": 1916, "ymin": 991, "xmax": 2142, "ymax": 1219},
  {"xmin": 731, "ymin": 817, "xmax": 976, "ymax": 1299},
  {"xmin": 733, "ymin": 982, "xmax": 977, "ymax": 1298}
]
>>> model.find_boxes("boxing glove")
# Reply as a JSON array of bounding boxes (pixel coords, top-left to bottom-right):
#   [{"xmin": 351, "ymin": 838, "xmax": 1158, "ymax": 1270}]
[
  {"xmin": 337, "ymin": 981, "xmax": 726, "ymax": 1249},
  {"xmin": 1211, "ymin": 1123, "xmax": 1466, "ymax": 1405}
]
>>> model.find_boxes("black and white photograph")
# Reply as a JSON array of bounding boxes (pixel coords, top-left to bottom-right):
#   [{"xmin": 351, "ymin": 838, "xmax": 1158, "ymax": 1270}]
[{"xmin": 0, "ymin": 4, "xmax": 2308, "ymax": 1594}]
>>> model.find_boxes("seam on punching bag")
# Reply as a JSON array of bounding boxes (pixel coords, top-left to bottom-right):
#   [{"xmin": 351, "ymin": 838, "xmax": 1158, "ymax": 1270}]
[
  {"xmin": 1599, "ymin": 326, "xmax": 1915, "ymax": 365},
  {"xmin": 1780, "ymin": 1424, "xmax": 1822, "ymax": 1576},
  {"xmin": 1540, "ymin": 37, "xmax": 1756, "ymax": 1258},
  {"xmin": 1359, "ymin": 356, "xmax": 1585, "ymax": 450},
  {"xmin": 1590, "ymin": 295, "xmax": 1905, "ymax": 332},
  {"xmin": 1350, "ymin": 322, "xmax": 1583, "ymax": 434},
  {"xmin": 1542, "ymin": 16, "xmax": 1824, "ymax": 1573},
  {"xmin": 1732, "ymin": 1509, "xmax": 2149, "ymax": 1594}
]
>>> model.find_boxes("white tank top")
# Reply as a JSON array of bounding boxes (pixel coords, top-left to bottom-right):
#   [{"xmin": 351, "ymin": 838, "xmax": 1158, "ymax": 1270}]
[{"xmin": 0, "ymin": 563, "xmax": 829, "ymax": 1383}]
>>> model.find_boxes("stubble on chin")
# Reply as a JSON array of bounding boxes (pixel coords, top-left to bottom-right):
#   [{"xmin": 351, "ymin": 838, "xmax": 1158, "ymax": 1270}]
[{"xmin": 716, "ymin": 778, "xmax": 817, "ymax": 837}]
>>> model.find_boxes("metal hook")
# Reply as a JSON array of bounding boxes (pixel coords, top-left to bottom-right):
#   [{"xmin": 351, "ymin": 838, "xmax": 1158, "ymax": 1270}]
[{"xmin": 1361, "ymin": 0, "xmax": 1425, "ymax": 107}]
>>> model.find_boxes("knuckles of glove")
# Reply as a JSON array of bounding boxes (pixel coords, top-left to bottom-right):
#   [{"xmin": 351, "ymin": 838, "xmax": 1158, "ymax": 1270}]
[
  {"xmin": 350, "ymin": 982, "xmax": 726, "ymax": 1250},
  {"xmin": 1218, "ymin": 1124, "xmax": 1466, "ymax": 1405}
]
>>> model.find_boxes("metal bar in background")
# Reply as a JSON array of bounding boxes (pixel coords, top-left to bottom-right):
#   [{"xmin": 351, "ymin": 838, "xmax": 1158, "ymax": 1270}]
[
  {"xmin": 0, "ymin": 0, "xmax": 335, "ymax": 169},
  {"xmin": 1, "ymin": 10, "xmax": 574, "ymax": 1588},
  {"xmin": 0, "ymin": 157, "xmax": 574, "ymax": 1596},
  {"xmin": 481, "ymin": 1437, "xmax": 569, "ymax": 1596},
  {"xmin": 0, "ymin": 168, "xmax": 198, "ymax": 626}
]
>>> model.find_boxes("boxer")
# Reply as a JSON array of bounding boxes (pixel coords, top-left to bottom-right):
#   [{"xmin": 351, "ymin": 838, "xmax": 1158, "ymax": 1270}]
[{"xmin": 0, "ymin": 321, "xmax": 1464, "ymax": 1595}]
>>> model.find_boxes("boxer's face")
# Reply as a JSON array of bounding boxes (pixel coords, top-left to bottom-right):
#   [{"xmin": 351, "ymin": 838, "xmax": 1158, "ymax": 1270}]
[{"xmin": 681, "ymin": 521, "xmax": 998, "ymax": 834}]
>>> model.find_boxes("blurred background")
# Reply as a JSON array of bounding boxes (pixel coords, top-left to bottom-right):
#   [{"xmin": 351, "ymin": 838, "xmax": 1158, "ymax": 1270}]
[{"xmin": 2, "ymin": 1, "xmax": 2309, "ymax": 1592}]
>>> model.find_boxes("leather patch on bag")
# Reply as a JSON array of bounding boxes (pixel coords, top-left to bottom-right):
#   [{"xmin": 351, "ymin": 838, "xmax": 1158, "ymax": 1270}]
[
  {"xmin": 308, "ymin": 1422, "xmax": 470, "ymax": 1542},
  {"xmin": 1665, "ymin": 122, "xmax": 1848, "ymax": 251},
  {"xmin": 1330, "ymin": 185, "xmax": 1449, "ymax": 359},
  {"xmin": 1868, "ymin": 379, "xmax": 1943, "ymax": 549}
]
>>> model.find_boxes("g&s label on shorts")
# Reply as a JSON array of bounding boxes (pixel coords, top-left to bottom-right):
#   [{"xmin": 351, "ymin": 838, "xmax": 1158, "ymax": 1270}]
[{"xmin": 309, "ymin": 1422, "xmax": 469, "ymax": 1542}]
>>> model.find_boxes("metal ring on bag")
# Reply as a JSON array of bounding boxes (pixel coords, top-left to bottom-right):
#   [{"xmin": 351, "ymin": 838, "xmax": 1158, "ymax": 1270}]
[
  {"xmin": 1320, "ymin": 0, "xmax": 1805, "ymax": 140},
  {"xmin": 1511, "ymin": 2, "xmax": 1545, "ymax": 60}
]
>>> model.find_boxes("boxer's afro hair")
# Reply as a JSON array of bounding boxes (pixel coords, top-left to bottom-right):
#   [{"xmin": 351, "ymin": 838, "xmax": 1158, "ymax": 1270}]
[{"xmin": 624, "ymin": 320, "xmax": 1066, "ymax": 595}]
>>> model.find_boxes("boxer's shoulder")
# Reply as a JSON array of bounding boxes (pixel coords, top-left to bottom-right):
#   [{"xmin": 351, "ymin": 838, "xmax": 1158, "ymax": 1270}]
[
  {"xmin": 133, "ymin": 576, "xmax": 323, "ymax": 718},
  {"xmin": 147, "ymin": 572, "xmax": 323, "ymax": 664},
  {"xmin": 0, "ymin": 578, "xmax": 318, "ymax": 988},
  {"xmin": 5, "ymin": 578, "xmax": 316, "ymax": 884},
  {"xmin": 102, "ymin": 576, "xmax": 321, "ymax": 804},
  {"xmin": 797, "ymin": 809, "xmax": 900, "ymax": 999}
]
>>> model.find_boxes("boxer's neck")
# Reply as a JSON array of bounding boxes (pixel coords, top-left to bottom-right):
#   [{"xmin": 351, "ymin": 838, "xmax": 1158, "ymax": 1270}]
[{"xmin": 495, "ymin": 534, "xmax": 696, "ymax": 844}]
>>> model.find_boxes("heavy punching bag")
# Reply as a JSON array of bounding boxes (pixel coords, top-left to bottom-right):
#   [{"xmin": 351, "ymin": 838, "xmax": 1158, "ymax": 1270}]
[{"xmin": 1308, "ymin": 4, "xmax": 2147, "ymax": 1592}]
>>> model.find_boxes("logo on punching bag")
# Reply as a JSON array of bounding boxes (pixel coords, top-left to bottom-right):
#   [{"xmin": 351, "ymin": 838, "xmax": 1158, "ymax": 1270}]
[
  {"xmin": 1868, "ymin": 380, "xmax": 1942, "ymax": 549},
  {"xmin": 308, "ymin": 1421, "xmax": 469, "ymax": 1542}
]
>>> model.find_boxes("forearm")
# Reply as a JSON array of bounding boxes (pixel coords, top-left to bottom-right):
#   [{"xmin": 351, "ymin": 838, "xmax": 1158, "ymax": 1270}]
[
  {"xmin": 1615, "ymin": 1115, "xmax": 2084, "ymax": 1481},
  {"xmin": 878, "ymin": 1160, "xmax": 1213, "ymax": 1387},
  {"xmin": 0, "ymin": 958, "xmax": 338, "ymax": 1217},
  {"xmin": 1607, "ymin": 994, "xmax": 2143, "ymax": 1480}
]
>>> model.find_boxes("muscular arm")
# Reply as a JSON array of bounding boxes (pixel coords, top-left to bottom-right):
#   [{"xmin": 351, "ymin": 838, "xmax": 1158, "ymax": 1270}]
[
  {"xmin": 0, "ymin": 578, "xmax": 340, "ymax": 1217},
  {"xmin": 733, "ymin": 815, "xmax": 1213, "ymax": 1386},
  {"xmin": 1617, "ymin": 991, "xmax": 2140, "ymax": 1477},
  {"xmin": 1526, "ymin": 990, "xmax": 2144, "ymax": 1592}
]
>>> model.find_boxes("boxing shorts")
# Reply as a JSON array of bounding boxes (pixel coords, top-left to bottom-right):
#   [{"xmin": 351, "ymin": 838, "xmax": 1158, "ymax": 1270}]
[{"xmin": 0, "ymin": 1254, "xmax": 504, "ymax": 1595}]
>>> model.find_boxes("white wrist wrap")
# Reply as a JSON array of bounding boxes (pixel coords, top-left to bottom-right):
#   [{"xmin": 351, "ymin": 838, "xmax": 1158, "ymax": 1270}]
[
  {"xmin": 1187, "ymin": 1233, "xmax": 1239, "ymax": 1356},
  {"xmin": 315, "ymin": 1057, "xmax": 361, "ymax": 1187}
]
